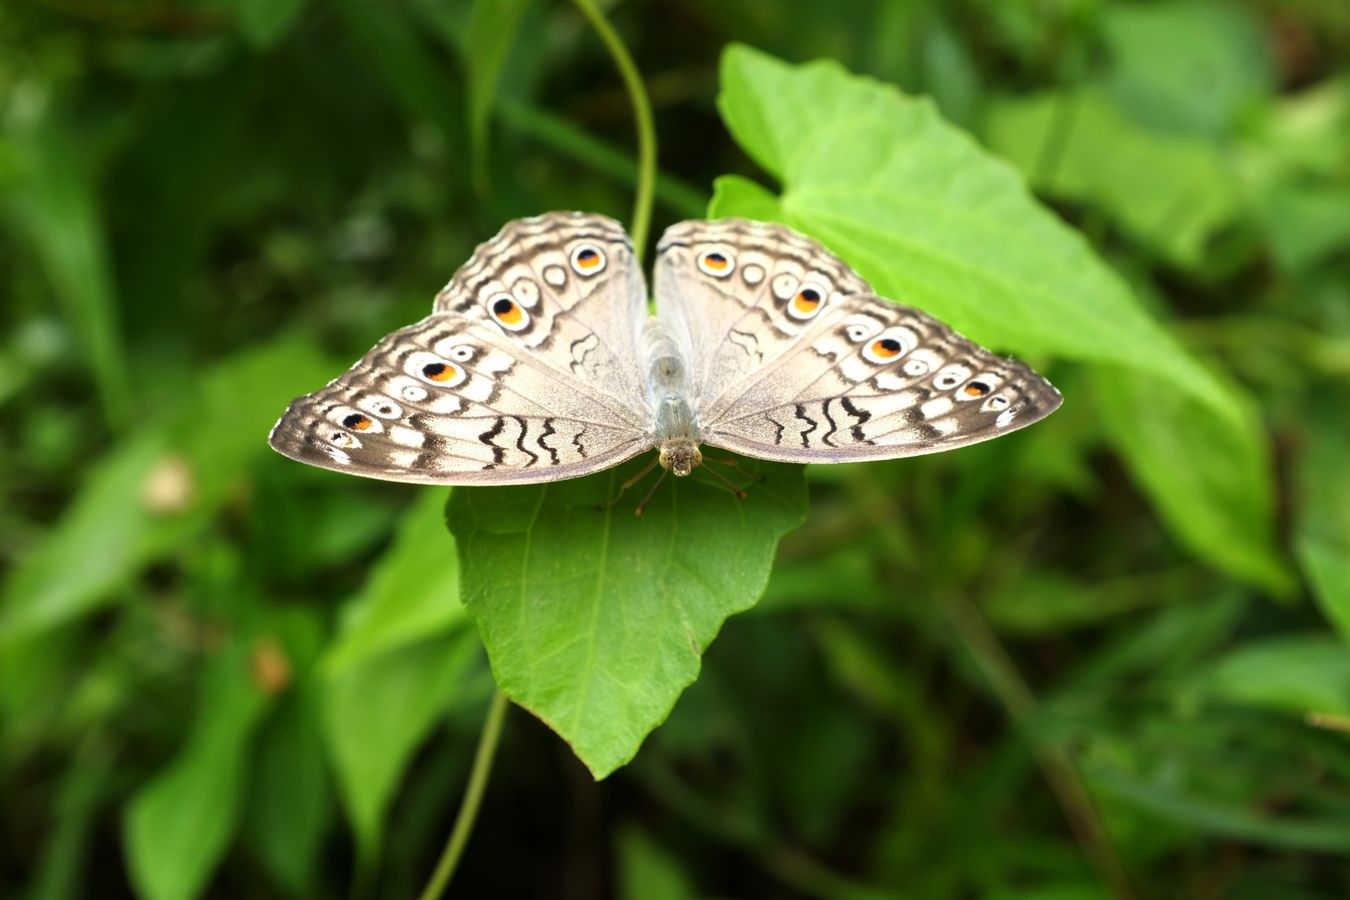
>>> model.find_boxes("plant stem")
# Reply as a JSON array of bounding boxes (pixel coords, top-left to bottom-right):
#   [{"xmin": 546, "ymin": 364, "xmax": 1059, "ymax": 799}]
[
  {"xmin": 570, "ymin": 0, "xmax": 657, "ymax": 260},
  {"xmin": 417, "ymin": 689, "xmax": 511, "ymax": 900}
]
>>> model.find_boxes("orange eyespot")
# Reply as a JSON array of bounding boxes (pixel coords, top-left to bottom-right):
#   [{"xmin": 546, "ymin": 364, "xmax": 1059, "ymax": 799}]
[
  {"xmin": 698, "ymin": 250, "xmax": 735, "ymax": 277},
  {"xmin": 575, "ymin": 248, "xmax": 601, "ymax": 269},
  {"xmin": 422, "ymin": 362, "xmax": 459, "ymax": 383},
  {"xmin": 792, "ymin": 287, "xmax": 822, "ymax": 314},
  {"xmin": 343, "ymin": 414, "xmax": 372, "ymax": 431},
  {"xmin": 492, "ymin": 296, "xmax": 523, "ymax": 326},
  {"xmin": 870, "ymin": 338, "xmax": 902, "ymax": 359},
  {"xmin": 963, "ymin": 381, "xmax": 991, "ymax": 397}
]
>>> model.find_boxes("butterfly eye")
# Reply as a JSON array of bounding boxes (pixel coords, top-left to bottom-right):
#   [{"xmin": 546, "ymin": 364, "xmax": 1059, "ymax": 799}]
[
  {"xmin": 697, "ymin": 250, "xmax": 735, "ymax": 278},
  {"xmin": 489, "ymin": 294, "xmax": 529, "ymax": 331},
  {"xmin": 570, "ymin": 245, "xmax": 606, "ymax": 275},
  {"xmin": 788, "ymin": 286, "xmax": 825, "ymax": 320}
]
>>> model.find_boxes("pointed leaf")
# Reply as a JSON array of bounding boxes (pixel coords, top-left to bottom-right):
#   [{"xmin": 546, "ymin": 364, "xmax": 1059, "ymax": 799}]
[{"xmin": 448, "ymin": 460, "xmax": 807, "ymax": 778}]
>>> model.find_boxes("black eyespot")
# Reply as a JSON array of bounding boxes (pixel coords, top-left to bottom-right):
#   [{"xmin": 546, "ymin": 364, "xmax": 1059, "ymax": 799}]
[
  {"xmin": 799, "ymin": 287, "xmax": 820, "ymax": 302},
  {"xmin": 577, "ymin": 248, "xmax": 598, "ymax": 262},
  {"xmin": 423, "ymin": 362, "xmax": 447, "ymax": 378},
  {"xmin": 880, "ymin": 338, "xmax": 901, "ymax": 353},
  {"xmin": 342, "ymin": 414, "xmax": 365, "ymax": 428},
  {"xmin": 492, "ymin": 297, "xmax": 515, "ymax": 316},
  {"xmin": 707, "ymin": 252, "xmax": 726, "ymax": 264}
]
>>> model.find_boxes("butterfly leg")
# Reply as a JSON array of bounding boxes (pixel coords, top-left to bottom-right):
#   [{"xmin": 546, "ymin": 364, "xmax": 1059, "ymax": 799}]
[
  {"xmin": 598, "ymin": 456, "xmax": 660, "ymax": 512},
  {"xmin": 701, "ymin": 453, "xmax": 766, "ymax": 483},
  {"xmin": 697, "ymin": 461, "xmax": 749, "ymax": 500},
  {"xmin": 634, "ymin": 469, "xmax": 670, "ymax": 517}
]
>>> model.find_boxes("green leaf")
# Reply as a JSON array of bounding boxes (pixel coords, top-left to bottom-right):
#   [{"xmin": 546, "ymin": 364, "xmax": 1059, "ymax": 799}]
[
  {"xmin": 1199, "ymin": 635, "xmax": 1350, "ymax": 717},
  {"xmin": 123, "ymin": 643, "xmax": 270, "ymax": 900},
  {"xmin": 322, "ymin": 629, "xmax": 481, "ymax": 859},
  {"xmin": 1093, "ymin": 368, "xmax": 1291, "ymax": 593},
  {"xmin": 461, "ymin": 0, "xmax": 532, "ymax": 193},
  {"xmin": 0, "ymin": 336, "xmax": 333, "ymax": 647},
  {"xmin": 232, "ymin": 0, "xmax": 311, "ymax": 50},
  {"xmin": 1299, "ymin": 538, "xmax": 1350, "ymax": 647},
  {"xmin": 244, "ymin": 690, "xmax": 331, "ymax": 896},
  {"xmin": 712, "ymin": 44, "xmax": 1237, "ymax": 424},
  {"xmin": 447, "ymin": 459, "xmax": 807, "ymax": 779},
  {"xmin": 986, "ymin": 87, "xmax": 1240, "ymax": 267},
  {"xmin": 322, "ymin": 488, "xmax": 463, "ymax": 674},
  {"xmin": 1089, "ymin": 765, "xmax": 1350, "ymax": 853},
  {"xmin": 713, "ymin": 46, "xmax": 1286, "ymax": 590},
  {"xmin": 2, "ymin": 115, "xmax": 130, "ymax": 428}
]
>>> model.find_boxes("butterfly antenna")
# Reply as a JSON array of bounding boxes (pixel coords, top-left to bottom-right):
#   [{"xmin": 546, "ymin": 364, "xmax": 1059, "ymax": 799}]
[
  {"xmin": 701, "ymin": 453, "xmax": 766, "ymax": 483},
  {"xmin": 598, "ymin": 457, "xmax": 659, "ymax": 511},
  {"xmin": 700, "ymin": 461, "xmax": 749, "ymax": 500},
  {"xmin": 634, "ymin": 469, "xmax": 669, "ymax": 517}
]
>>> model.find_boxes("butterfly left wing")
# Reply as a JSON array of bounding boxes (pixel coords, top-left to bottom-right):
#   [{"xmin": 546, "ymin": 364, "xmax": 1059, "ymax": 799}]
[
  {"xmin": 269, "ymin": 212, "xmax": 653, "ymax": 485},
  {"xmin": 654, "ymin": 219, "xmax": 1062, "ymax": 464}
]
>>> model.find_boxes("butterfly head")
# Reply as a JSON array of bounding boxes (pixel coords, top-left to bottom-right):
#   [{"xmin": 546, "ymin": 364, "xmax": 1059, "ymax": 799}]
[{"xmin": 658, "ymin": 441, "xmax": 702, "ymax": 477}]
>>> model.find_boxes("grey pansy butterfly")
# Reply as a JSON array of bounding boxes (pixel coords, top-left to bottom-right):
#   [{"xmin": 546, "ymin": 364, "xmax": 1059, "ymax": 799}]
[{"xmin": 268, "ymin": 212, "xmax": 1062, "ymax": 487}]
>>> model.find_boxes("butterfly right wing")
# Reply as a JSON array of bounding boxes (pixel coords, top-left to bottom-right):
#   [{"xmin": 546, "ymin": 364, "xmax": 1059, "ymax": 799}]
[
  {"xmin": 655, "ymin": 219, "xmax": 1061, "ymax": 464},
  {"xmin": 268, "ymin": 313, "xmax": 650, "ymax": 485}
]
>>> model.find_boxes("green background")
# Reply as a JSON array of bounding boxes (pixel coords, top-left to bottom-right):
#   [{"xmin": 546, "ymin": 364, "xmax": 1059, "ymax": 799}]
[{"xmin": 3, "ymin": 0, "xmax": 1350, "ymax": 897}]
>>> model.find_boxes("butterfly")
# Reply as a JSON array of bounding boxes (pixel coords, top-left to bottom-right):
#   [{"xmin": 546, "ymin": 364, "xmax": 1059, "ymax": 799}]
[{"xmin": 268, "ymin": 212, "xmax": 1062, "ymax": 494}]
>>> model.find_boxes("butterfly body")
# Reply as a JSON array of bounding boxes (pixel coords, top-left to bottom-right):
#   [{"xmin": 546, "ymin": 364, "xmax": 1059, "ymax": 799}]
[
  {"xmin": 641, "ymin": 317, "xmax": 704, "ymax": 476},
  {"xmin": 269, "ymin": 212, "xmax": 1062, "ymax": 486}
]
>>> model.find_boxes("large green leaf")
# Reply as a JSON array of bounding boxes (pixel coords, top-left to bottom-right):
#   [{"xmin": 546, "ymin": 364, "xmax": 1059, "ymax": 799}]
[
  {"xmin": 712, "ymin": 45, "xmax": 1287, "ymax": 590},
  {"xmin": 447, "ymin": 459, "xmax": 807, "ymax": 779},
  {"xmin": 712, "ymin": 44, "xmax": 1234, "ymax": 422}
]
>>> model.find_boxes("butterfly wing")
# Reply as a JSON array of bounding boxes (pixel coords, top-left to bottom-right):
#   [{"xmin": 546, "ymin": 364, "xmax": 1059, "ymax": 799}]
[
  {"xmin": 269, "ymin": 212, "xmax": 652, "ymax": 485},
  {"xmin": 653, "ymin": 219, "xmax": 1062, "ymax": 464}
]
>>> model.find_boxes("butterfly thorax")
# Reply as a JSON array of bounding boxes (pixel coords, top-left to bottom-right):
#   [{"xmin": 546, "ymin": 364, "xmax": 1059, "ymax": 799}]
[{"xmin": 643, "ymin": 318, "xmax": 702, "ymax": 477}]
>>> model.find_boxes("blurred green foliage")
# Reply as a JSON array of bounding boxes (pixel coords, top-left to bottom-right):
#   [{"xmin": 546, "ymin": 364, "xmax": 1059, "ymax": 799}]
[{"xmin": 2, "ymin": 0, "xmax": 1350, "ymax": 897}]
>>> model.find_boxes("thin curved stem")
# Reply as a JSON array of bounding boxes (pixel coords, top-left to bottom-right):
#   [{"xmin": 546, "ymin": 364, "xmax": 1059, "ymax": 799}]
[
  {"xmin": 570, "ymin": 0, "xmax": 657, "ymax": 261},
  {"xmin": 417, "ymin": 689, "xmax": 511, "ymax": 900}
]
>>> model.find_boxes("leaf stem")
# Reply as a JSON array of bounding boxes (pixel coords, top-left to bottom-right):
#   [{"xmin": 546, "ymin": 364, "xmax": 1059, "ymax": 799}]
[
  {"xmin": 570, "ymin": 0, "xmax": 657, "ymax": 260},
  {"xmin": 417, "ymin": 689, "xmax": 510, "ymax": 900}
]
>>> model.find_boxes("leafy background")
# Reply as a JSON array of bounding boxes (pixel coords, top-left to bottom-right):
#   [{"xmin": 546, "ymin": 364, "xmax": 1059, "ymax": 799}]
[{"xmin": 2, "ymin": 0, "xmax": 1350, "ymax": 897}]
